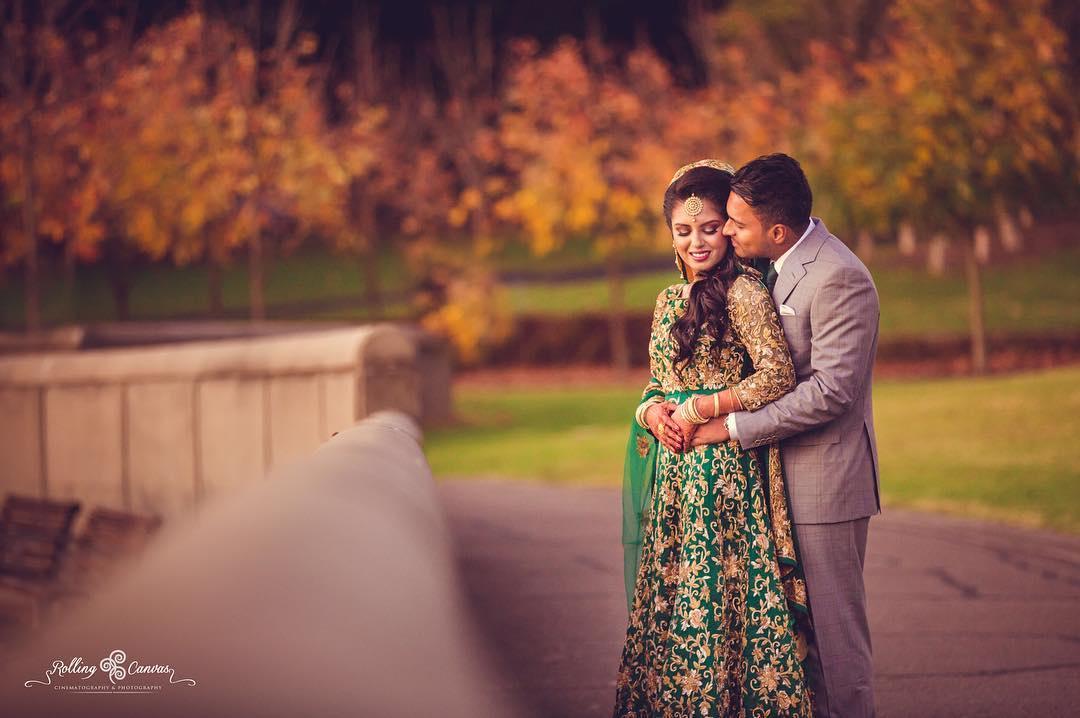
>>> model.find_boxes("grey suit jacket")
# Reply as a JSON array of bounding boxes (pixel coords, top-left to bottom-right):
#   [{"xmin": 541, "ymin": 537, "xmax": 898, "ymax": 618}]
[{"xmin": 733, "ymin": 218, "xmax": 881, "ymax": 524}]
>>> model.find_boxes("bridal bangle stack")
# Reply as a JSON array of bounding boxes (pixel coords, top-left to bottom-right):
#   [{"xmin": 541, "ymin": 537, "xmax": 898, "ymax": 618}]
[
  {"xmin": 638, "ymin": 388, "xmax": 744, "ymax": 435},
  {"xmin": 635, "ymin": 398, "xmax": 663, "ymax": 430}
]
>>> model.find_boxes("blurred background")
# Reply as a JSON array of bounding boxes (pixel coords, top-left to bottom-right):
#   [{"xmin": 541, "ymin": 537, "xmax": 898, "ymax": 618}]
[
  {"xmin": 1, "ymin": 0, "xmax": 1078, "ymax": 534},
  {"xmin": 1, "ymin": 3, "xmax": 1078, "ymax": 715}
]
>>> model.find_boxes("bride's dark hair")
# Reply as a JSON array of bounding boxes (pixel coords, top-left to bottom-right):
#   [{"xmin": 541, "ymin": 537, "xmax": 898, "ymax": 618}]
[{"xmin": 662, "ymin": 166, "xmax": 737, "ymax": 380}]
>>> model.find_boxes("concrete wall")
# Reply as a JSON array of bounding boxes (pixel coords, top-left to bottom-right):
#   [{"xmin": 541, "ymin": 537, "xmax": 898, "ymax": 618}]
[
  {"xmin": 0, "ymin": 411, "xmax": 529, "ymax": 717},
  {"xmin": 0, "ymin": 325, "xmax": 420, "ymax": 518}
]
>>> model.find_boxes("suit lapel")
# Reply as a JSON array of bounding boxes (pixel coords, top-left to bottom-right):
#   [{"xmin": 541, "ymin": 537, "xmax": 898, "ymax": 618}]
[{"xmin": 773, "ymin": 218, "xmax": 829, "ymax": 305}]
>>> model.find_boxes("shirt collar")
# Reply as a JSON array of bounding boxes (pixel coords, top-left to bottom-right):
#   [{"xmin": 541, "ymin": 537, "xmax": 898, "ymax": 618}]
[{"xmin": 773, "ymin": 218, "xmax": 815, "ymax": 273}]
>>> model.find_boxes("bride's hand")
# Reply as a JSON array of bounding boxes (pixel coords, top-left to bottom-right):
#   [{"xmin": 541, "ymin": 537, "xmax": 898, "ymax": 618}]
[
  {"xmin": 689, "ymin": 416, "xmax": 731, "ymax": 447},
  {"xmin": 670, "ymin": 406, "xmax": 700, "ymax": 451},
  {"xmin": 646, "ymin": 401, "xmax": 684, "ymax": 453}
]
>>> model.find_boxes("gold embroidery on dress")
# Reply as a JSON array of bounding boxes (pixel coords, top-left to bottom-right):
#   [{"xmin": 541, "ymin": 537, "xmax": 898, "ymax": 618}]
[{"xmin": 615, "ymin": 270, "xmax": 811, "ymax": 717}]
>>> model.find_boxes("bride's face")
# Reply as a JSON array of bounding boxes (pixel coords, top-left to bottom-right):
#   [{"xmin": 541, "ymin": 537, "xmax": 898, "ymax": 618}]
[{"xmin": 671, "ymin": 197, "xmax": 729, "ymax": 279}]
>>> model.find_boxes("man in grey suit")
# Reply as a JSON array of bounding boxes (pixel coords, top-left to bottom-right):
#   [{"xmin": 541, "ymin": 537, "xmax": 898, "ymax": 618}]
[{"xmin": 703, "ymin": 153, "xmax": 881, "ymax": 717}]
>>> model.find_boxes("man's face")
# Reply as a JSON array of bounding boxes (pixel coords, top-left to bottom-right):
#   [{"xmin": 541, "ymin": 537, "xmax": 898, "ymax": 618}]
[{"xmin": 723, "ymin": 192, "xmax": 772, "ymax": 260}]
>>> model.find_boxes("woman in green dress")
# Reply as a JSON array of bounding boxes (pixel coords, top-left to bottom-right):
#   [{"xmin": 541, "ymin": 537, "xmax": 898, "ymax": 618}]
[{"xmin": 613, "ymin": 160, "xmax": 814, "ymax": 717}]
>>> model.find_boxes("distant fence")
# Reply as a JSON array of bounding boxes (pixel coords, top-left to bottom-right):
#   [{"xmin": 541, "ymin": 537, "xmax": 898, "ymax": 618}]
[
  {"xmin": 0, "ymin": 324, "xmax": 449, "ymax": 519},
  {"xmin": 479, "ymin": 314, "xmax": 1080, "ymax": 367}
]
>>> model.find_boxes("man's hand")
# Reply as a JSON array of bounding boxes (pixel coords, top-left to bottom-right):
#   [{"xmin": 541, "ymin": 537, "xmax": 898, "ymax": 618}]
[
  {"xmin": 690, "ymin": 415, "xmax": 730, "ymax": 447},
  {"xmin": 645, "ymin": 401, "xmax": 685, "ymax": 453}
]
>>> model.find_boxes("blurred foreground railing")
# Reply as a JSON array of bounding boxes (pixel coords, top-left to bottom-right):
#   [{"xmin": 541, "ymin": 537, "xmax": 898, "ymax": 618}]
[{"xmin": 0, "ymin": 410, "xmax": 527, "ymax": 718}]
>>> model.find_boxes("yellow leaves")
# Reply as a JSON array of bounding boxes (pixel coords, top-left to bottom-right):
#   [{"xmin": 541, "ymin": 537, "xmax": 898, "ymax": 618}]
[
  {"xmin": 607, "ymin": 189, "xmax": 644, "ymax": 224},
  {"xmin": 39, "ymin": 217, "xmax": 66, "ymax": 242},
  {"xmin": 448, "ymin": 205, "xmax": 470, "ymax": 229},
  {"xmin": 0, "ymin": 155, "xmax": 18, "ymax": 186},
  {"xmin": 236, "ymin": 47, "xmax": 256, "ymax": 73},
  {"xmin": 460, "ymin": 187, "xmax": 483, "ymax": 210},
  {"xmin": 297, "ymin": 32, "xmax": 319, "ymax": 58},
  {"xmin": 181, "ymin": 200, "xmax": 206, "ymax": 233},
  {"xmin": 815, "ymin": 0, "xmax": 1075, "ymax": 231},
  {"xmin": 127, "ymin": 205, "xmax": 169, "ymax": 259},
  {"xmin": 260, "ymin": 112, "xmax": 284, "ymax": 136},
  {"xmin": 418, "ymin": 265, "xmax": 514, "ymax": 366}
]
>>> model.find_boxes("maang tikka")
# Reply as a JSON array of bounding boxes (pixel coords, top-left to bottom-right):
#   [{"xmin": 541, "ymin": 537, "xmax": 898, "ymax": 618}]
[{"xmin": 683, "ymin": 193, "xmax": 704, "ymax": 218}]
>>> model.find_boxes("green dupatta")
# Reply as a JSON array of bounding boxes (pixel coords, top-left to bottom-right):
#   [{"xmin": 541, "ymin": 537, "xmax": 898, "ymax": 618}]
[{"xmin": 620, "ymin": 385, "xmax": 664, "ymax": 613}]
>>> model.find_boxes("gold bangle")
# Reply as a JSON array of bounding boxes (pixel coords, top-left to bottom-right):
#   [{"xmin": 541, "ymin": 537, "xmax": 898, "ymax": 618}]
[
  {"xmin": 639, "ymin": 402, "xmax": 656, "ymax": 429},
  {"xmin": 680, "ymin": 396, "xmax": 707, "ymax": 425},
  {"xmin": 712, "ymin": 392, "xmax": 720, "ymax": 418},
  {"xmin": 675, "ymin": 400, "xmax": 688, "ymax": 424},
  {"xmin": 636, "ymin": 397, "xmax": 662, "ymax": 429},
  {"xmin": 679, "ymin": 398, "xmax": 694, "ymax": 424}
]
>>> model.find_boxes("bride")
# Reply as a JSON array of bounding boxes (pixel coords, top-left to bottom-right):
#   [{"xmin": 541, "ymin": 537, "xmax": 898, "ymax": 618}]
[{"xmin": 613, "ymin": 160, "xmax": 813, "ymax": 716}]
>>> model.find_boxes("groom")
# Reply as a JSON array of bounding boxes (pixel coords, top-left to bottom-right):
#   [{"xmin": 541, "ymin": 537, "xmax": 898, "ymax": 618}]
[{"xmin": 700, "ymin": 153, "xmax": 881, "ymax": 717}]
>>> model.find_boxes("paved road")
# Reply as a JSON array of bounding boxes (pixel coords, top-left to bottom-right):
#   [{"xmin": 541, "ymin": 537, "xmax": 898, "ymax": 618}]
[{"xmin": 436, "ymin": 478, "xmax": 1080, "ymax": 718}]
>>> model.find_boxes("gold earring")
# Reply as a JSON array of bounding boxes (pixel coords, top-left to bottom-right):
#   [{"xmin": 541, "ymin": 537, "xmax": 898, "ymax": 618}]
[{"xmin": 673, "ymin": 244, "xmax": 687, "ymax": 281}]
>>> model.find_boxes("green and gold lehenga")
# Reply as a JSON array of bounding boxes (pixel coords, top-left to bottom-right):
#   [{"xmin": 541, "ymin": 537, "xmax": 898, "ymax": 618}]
[{"xmin": 613, "ymin": 267, "xmax": 814, "ymax": 717}]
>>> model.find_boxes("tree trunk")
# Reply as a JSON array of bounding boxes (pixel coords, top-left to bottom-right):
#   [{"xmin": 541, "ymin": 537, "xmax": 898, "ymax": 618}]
[
  {"xmin": 108, "ymin": 259, "xmax": 131, "ymax": 321},
  {"xmin": 248, "ymin": 229, "xmax": 265, "ymax": 320},
  {"xmin": 62, "ymin": 235, "xmax": 76, "ymax": 320},
  {"xmin": 606, "ymin": 255, "xmax": 630, "ymax": 373},
  {"xmin": 927, "ymin": 233, "xmax": 948, "ymax": 275},
  {"xmin": 856, "ymin": 229, "xmax": 874, "ymax": 261},
  {"xmin": 997, "ymin": 208, "xmax": 1023, "ymax": 252},
  {"xmin": 973, "ymin": 225, "xmax": 992, "ymax": 263},
  {"xmin": 21, "ymin": 116, "xmax": 40, "ymax": 334},
  {"xmin": 962, "ymin": 237, "xmax": 988, "ymax": 375},
  {"xmin": 360, "ymin": 192, "xmax": 381, "ymax": 315},
  {"xmin": 897, "ymin": 222, "xmax": 917, "ymax": 256},
  {"xmin": 208, "ymin": 254, "xmax": 224, "ymax": 316}
]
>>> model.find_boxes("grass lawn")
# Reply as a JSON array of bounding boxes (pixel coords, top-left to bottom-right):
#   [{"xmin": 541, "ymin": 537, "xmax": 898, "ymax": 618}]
[
  {"xmin": 507, "ymin": 247, "xmax": 1080, "ymax": 338},
  {"xmin": 3, "ymin": 244, "xmax": 1078, "ymax": 340},
  {"xmin": 0, "ymin": 247, "xmax": 413, "ymax": 326},
  {"xmin": 426, "ymin": 365, "xmax": 1080, "ymax": 533}
]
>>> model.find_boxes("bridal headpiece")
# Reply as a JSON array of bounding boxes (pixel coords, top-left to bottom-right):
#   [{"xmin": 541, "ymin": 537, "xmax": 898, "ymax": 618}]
[{"xmin": 667, "ymin": 159, "xmax": 735, "ymax": 187}]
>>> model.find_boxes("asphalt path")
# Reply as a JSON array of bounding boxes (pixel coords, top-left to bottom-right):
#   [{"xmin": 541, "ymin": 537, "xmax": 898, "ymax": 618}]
[{"xmin": 437, "ymin": 477, "xmax": 1080, "ymax": 718}]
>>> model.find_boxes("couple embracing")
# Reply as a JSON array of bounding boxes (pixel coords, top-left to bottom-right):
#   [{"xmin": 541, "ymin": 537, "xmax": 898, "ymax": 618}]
[{"xmin": 614, "ymin": 154, "xmax": 880, "ymax": 717}]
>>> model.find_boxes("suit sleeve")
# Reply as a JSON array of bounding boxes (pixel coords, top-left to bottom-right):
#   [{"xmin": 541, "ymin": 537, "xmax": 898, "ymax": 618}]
[{"xmin": 732, "ymin": 265, "xmax": 879, "ymax": 449}]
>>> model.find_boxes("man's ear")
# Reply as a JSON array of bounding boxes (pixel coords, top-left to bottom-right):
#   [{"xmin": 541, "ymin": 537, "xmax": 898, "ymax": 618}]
[{"xmin": 767, "ymin": 223, "xmax": 788, "ymax": 245}]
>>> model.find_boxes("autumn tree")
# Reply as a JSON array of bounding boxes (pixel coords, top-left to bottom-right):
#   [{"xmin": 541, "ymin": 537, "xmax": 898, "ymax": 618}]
[
  {"xmin": 326, "ymin": 2, "xmax": 395, "ymax": 315},
  {"xmin": 0, "ymin": 0, "xmax": 98, "ymax": 331},
  {"xmin": 828, "ymin": 0, "xmax": 1076, "ymax": 372},
  {"xmin": 377, "ymin": 4, "xmax": 515, "ymax": 364},
  {"xmin": 500, "ymin": 37, "xmax": 693, "ymax": 371},
  {"xmin": 216, "ymin": 0, "xmax": 345, "ymax": 320},
  {"xmin": 78, "ymin": 10, "xmax": 237, "ymax": 317}
]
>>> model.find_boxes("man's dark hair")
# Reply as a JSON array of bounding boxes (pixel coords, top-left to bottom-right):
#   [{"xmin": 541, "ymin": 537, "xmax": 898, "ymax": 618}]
[{"xmin": 730, "ymin": 153, "xmax": 812, "ymax": 233}]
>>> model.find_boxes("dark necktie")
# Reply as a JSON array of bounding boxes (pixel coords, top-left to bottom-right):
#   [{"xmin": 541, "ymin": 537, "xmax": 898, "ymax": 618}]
[{"xmin": 764, "ymin": 261, "xmax": 779, "ymax": 292}]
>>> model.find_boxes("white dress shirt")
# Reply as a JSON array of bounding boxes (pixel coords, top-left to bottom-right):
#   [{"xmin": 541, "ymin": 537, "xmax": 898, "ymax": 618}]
[{"xmin": 726, "ymin": 218, "xmax": 814, "ymax": 441}]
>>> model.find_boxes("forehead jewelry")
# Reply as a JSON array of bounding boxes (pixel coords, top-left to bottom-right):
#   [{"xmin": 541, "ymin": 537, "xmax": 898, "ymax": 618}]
[{"xmin": 684, "ymin": 193, "xmax": 704, "ymax": 219}]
